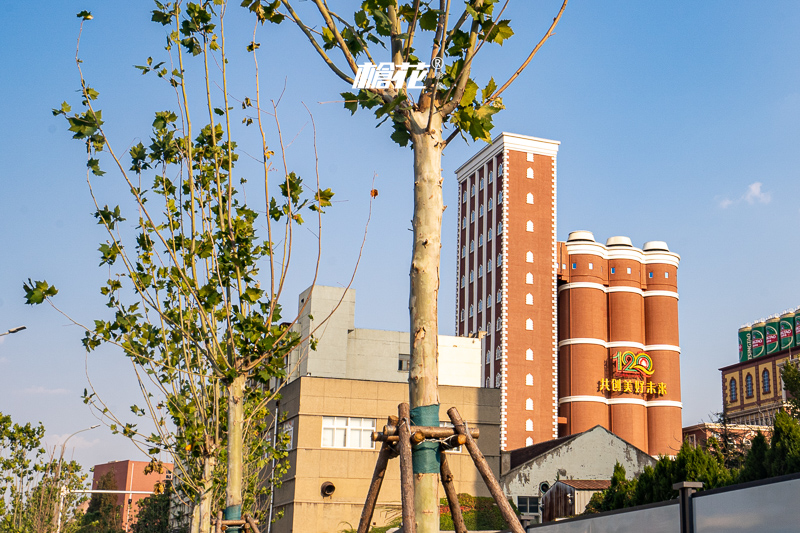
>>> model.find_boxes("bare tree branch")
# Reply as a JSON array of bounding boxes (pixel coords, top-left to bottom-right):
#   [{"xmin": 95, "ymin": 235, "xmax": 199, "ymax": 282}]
[
  {"xmin": 487, "ymin": 0, "xmax": 568, "ymax": 104},
  {"xmin": 311, "ymin": 0, "xmax": 360, "ymax": 75},
  {"xmin": 280, "ymin": 0, "xmax": 355, "ymax": 84}
]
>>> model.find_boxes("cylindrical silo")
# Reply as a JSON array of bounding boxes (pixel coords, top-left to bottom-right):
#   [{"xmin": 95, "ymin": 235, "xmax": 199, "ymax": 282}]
[
  {"xmin": 558, "ymin": 231, "xmax": 609, "ymax": 438},
  {"xmin": 751, "ymin": 321, "xmax": 766, "ymax": 358},
  {"xmin": 738, "ymin": 326, "xmax": 752, "ymax": 362},
  {"xmin": 642, "ymin": 240, "xmax": 682, "ymax": 457},
  {"xmin": 606, "ymin": 236, "xmax": 648, "ymax": 453},
  {"xmin": 766, "ymin": 317, "xmax": 780, "ymax": 355},
  {"xmin": 780, "ymin": 313, "xmax": 794, "ymax": 352},
  {"xmin": 794, "ymin": 309, "xmax": 800, "ymax": 349}
]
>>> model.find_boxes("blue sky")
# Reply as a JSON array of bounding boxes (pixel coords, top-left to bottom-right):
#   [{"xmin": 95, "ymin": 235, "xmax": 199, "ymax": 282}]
[{"xmin": 1, "ymin": 2, "xmax": 799, "ymax": 468}]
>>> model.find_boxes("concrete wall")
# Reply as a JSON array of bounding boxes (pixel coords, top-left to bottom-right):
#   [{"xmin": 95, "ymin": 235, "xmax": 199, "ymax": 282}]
[
  {"xmin": 289, "ymin": 285, "xmax": 482, "ymax": 387},
  {"xmin": 272, "ymin": 376, "xmax": 501, "ymax": 533}
]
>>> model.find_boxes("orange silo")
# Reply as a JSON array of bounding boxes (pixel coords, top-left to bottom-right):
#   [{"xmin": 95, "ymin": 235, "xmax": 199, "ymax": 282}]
[
  {"xmin": 558, "ymin": 231, "xmax": 609, "ymax": 435},
  {"xmin": 643, "ymin": 240, "xmax": 682, "ymax": 456},
  {"xmin": 605, "ymin": 236, "xmax": 648, "ymax": 452}
]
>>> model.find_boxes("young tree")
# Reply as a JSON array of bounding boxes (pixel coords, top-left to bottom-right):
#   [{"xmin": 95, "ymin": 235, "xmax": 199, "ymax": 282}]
[
  {"xmin": 253, "ymin": 1, "xmax": 568, "ymax": 528},
  {"xmin": 0, "ymin": 413, "xmax": 88, "ymax": 533},
  {"xmin": 781, "ymin": 363, "xmax": 800, "ymax": 416},
  {"xmin": 77, "ymin": 472, "xmax": 124, "ymax": 533},
  {"xmin": 27, "ymin": 4, "xmax": 340, "ymax": 532}
]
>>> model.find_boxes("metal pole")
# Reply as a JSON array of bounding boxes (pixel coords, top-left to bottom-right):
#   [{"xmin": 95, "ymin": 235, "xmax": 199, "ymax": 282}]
[
  {"xmin": 672, "ymin": 481, "xmax": 703, "ymax": 533},
  {"xmin": 52, "ymin": 424, "xmax": 100, "ymax": 531}
]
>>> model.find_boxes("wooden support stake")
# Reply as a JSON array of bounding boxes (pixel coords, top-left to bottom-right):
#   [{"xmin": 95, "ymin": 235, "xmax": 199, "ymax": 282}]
[
  {"xmin": 245, "ymin": 514, "xmax": 260, "ymax": 533},
  {"xmin": 448, "ymin": 407, "xmax": 524, "ymax": 533},
  {"xmin": 398, "ymin": 403, "xmax": 416, "ymax": 533},
  {"xmin": 383, "ymin": 425, "xmax": 480, "ymax": 439},
  {"xmin": 216, "ymin": 511, "xmax": 223, "ymax": 533},
  {"xmin": 372, "ymin": 431, "xmax": 400, "ymax": 442},
  {"xmin": 440, "ymin": 452, "xmax": 467, "ymax": 533},
  {"xmin": 357, "ymin": 441, "xmax": 394, "ymax": 533}
]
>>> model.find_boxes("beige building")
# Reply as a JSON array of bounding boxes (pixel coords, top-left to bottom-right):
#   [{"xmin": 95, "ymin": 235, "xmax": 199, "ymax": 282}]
[{"xmin": 269, "ymin": 286, "xmax": 501, "ymax": 533}]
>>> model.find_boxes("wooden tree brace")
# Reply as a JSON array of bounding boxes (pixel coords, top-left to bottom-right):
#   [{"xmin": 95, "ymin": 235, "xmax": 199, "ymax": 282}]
[
  {"xmin": 381, "ymin": 425, "xmax": 480, "ymax": 439},
  {"xmin": 397, "ymin": 403, "xmax": 416, "ymax": 533},
  {"xmin": 440, "ymin": 451, "xmax": 468, "ymax": 533},
  {"xmin": 448, "ymin": 407, "xmax": 524, "ymax": 533}
]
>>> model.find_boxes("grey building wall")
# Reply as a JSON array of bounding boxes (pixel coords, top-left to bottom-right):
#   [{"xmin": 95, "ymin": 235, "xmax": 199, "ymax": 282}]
[
  {"xmin": 501, "ymin": 426, "xmax": 656, "ymax": 524},
  {"xmin": 288, "ymin": 285, "xmax": 481, "ymax": 386}
]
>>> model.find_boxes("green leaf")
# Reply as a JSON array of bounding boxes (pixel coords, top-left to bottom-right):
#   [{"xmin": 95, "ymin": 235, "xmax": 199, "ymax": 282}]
[
  {"xmin": 419, "ymin": 9, "xmax": 440, "ymax": 31},
  {"xmin": 321, "ymin": 27, "xmax": 336, "ymax": 50},
  {"xmin": 213, "ymin": 107, "xmax": 225, "ymax": 116},
  {"xmin": 390, "ymin": 122, "xmax": 411, "ymax": 147},
  {"xmin": 77, "ymin": 10, "xmax": 93, "ymax": 20},
  {"xmin": 341, "ymin": 92, "xmax": 359, "ymax": 115},
  {"xmin": 247, "ymin": 41, "xmax": 260, "ymax": 52},
  {"xmin": 87, "ymin": 158, "xmax": 105, "ymax": 176},
  {"xmin": 487, "ymin": 20, "xmax": 514, "ymax": 45},
  {"xmin": 52, "ymin": 101, "xmax": 71, "ymax": 116},
  {"xmin": 23, "ymin": 279, "xmax": 58, "ymax": 305},
  {"xmin": 482, "ymin": 77, "xmax": 497, "ymax": 102},
  {"xmin": 460, "ymin": 78, "xmax": 479, "ymax": 106}
]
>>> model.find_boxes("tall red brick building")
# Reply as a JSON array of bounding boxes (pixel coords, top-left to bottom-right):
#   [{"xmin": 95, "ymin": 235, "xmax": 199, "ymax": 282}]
[
  {"xmin": 455, "ymin": 133, "xmax": 682, "ymax": 456},
  {"xmin": 455, "ymin": 133, "xmax": 560, "ymax": 452}
]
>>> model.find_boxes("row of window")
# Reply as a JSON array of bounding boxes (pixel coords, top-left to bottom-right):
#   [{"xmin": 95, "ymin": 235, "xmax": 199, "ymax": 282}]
[
  {"xmin": 462, "ymin": 164, "xmax": 506, "ymax": 202},
  {"xmin": 570, "ymin": 262, "xmax": 671, "ymax": 279},
  {"xmin": 463, "ymin": 180, "xmax": 504, "ymax": 202},
  {"xmin": 729, "ymin": 369, "xmax": 772, "ymax": 402},
  {"xmin": 461, "ymin": 191, "xmax": 535, "ymax": 225},
  {"xmin": 485, "ymin": 348, "xmax": 535, "ymax": 366}
]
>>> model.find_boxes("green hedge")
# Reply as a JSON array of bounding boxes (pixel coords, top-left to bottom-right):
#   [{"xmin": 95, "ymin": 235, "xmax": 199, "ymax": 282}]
[{"xmin": 439, "ymin": 493, "xmax": 519, "ymax": 531}]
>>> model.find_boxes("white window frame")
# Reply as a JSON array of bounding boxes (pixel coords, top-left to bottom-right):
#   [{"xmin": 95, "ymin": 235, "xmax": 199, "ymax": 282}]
[{"xmin": 321, "ymin": 417, "xmax": 376, "ymax": 449}]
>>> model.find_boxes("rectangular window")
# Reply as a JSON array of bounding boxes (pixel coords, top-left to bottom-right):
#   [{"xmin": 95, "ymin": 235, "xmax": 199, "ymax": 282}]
[
  {"xmin": 398, "ymin": 353, "xmax": 410, "ymax": 371},
  {"xmin": 321, "ymin": 417, "xmax": 376, "ymax": 449},
  {"xmin": 571, "ymin": 263, "xmax": 576, "ymax": 269},
  {"xmin": 627, "ymin": 267, "xmax": 632, "ymax": 274},
  {"xmin": 518, "ymin": 496, "xmax": 539, "ymax": 515},
  {"xmin": 649, "ymin": 272, "xmax": 653, "ymax": 278},
  {"xmin": 279, "ymin": 420, "xmax": 295, "ymax": 450},
  {"xmin": 588, "ymin": 262, "xmax": 593, "ymax": 270},
  {"xmin": 665, "ymin": 272, "xmax": 669, "ymax": 278},
  {"xmin": 611, "ymin": 267, "xmax": 615, "ymax": 274}
]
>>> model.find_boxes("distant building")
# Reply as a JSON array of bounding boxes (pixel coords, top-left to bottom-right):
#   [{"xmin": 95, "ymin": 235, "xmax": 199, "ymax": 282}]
[
  {"xmin": 556, "ymin": 232, "xmax": 683, "ymax": 456},
  {"xmin": 269, "ymin": 286, "xmax": 500, "ymax": 533},
  {"xmin": 682, "ymin": 422, "xmax": 772, "ymax": 450},
  {"xmin": 542, "ymin": 479, "xmax": 611, "ymax": 522},
  {"xmin": 286, "ymin": 285, "xmax": 482, "ymax": 387},
  {"xmin": 720, "ymin": 353, "xmax": 796, "ymax": 426},
  {"xmin": 723, "ymin": 308, "xmax": 800, "ymax": 426},
  {"xmin": 89, "ymin": 460, "xmax": 172, "ymax": 531},
  {"xmin": 454, "ymin": 133, "xmax": 683, "ymax": 456},
  {"xmin": 500, "ymin": 425, "xmax": 655, "ymax": 527}
]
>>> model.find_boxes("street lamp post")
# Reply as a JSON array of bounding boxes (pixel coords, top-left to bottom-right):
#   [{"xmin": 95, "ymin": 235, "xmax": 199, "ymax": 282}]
[
  {"xmin": 0, "ymin": 326, "xmax": 26, "ymax": 337},
  {"xmin": 53, "ymin": 424, "xmax": 100, "ymax": 532}
]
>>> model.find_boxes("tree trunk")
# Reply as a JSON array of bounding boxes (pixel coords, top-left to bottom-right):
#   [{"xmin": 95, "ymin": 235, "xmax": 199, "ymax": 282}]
[
  {"xmin": 408, "ymin": 112, "xmax": 444, "ymax": 533},
  {"xmin": 226, "ymin": 375, "xmax": 245, "ymax": 532},
  {"xmin": 197, "ymin": 454, "xmax": 215, "ymax": 533}
]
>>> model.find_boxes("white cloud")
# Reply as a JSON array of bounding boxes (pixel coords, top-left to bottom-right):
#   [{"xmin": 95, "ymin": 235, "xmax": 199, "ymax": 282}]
[
  {"xmin": 718, "ymin": 197, "xmax": 734, "ymax": 209},
  {"xmin": 718, "ymin": 181, "xmax": 771, "ymax": 208},
  {"xmin": 44, "ymin": 433, "xmax": 101, "ymax": 451},
  {"xmin": 743, "ymin": 181, "xmax": 771, "ymax": 204},
  {"xmin": 23, "ymin": 386, "xmax": 70, "ymax": 395}
]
